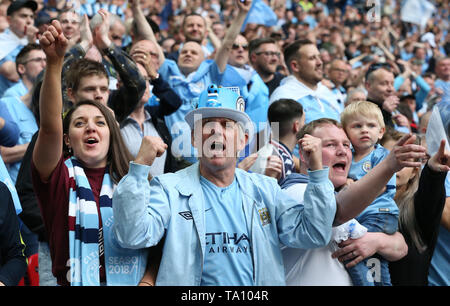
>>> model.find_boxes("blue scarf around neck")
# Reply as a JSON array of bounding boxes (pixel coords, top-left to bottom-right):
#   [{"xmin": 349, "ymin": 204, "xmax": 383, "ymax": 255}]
[{"xmin": 66, "ymin": 157, "xmax": 147, "ymax": 286}]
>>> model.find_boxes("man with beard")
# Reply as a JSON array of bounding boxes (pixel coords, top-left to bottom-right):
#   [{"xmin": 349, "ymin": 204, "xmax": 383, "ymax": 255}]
[
  {"xmin": 270, "ymin": 39, "xmax": 340, "ymax": 125},
  {"xmin": 249, "ymin": 37, "xmax": 285, "ymax": 97}
]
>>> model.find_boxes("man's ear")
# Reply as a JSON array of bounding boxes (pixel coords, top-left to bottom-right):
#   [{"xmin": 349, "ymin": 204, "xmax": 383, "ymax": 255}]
[
  {"xmin": 290, "ymin": 59, "xmax": 300, "ymax": 74},
  {"xmin": 17, "ymin": 63, "xmax": 26, "ymax": 76},
  {"xmin": 66, "ymin": 88, "xmax": 75, "ymax": 102},
  {"xmin": 249, "ymin": 52, "xmax": 256, "ymax": 65},
  {"xmin": 237, "ymin": 132, "xmax": 249, "ymax": 152},
  {"xmin": 364, "ymin": 80, "xmax": 371, "ymax": 92},
  {"xmin": 293, "ymin": 119, "xmax": 301, "ymax": 134}
]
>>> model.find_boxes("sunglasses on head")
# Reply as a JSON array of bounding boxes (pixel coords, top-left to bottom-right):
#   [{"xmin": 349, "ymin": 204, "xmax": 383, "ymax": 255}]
[
  {"xmin": 232, "ymin": 43, "xmax": 249, "ymax": 50},
  {"xmin": 365, "ymin": 62, "xmax": 392, "ymax": 79}
]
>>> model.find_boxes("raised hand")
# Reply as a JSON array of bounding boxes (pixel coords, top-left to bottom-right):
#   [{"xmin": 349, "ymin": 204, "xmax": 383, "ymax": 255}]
[
  {"xmin": 392, "ymin": 113, "xmax": 410, "ymax": 128},
  {"xmin": 299, "ymin": 134, "xmax": 323, "ymax": 171},
  {"xmin": 131, "ymin": 47, "xmax": 158, "ymax": 79},
  {"xmin": 79, "ymin": 14, "xmax": 93, "ymax": 51},
  {"xmin": 93, "ymin": 9, "xmax": 112, "ymax": 50},
  {"xmin": 428, "ymin": 139, "xmax": 450, "ymax": 173},
  {"xmin": 382, "ymin": 95, "xmax": 400, "ymax": 113},
  {"xmin": 134, "ymin": 136, "xmax": 168, "ymax": 166},
  {"xmin": 39, "ymin": 20, "xmax": 69, "ymax": 62},
  {"xmin": 25, "ymin": 24, "xmax": 39, "ymax": 43},
  {"xmin": 385, "ymin": 133, "xmax": 427, "ymax": 172},
  {"xmin": 236, "ymin": 0, "xmax": 253, "ymax": 12}
]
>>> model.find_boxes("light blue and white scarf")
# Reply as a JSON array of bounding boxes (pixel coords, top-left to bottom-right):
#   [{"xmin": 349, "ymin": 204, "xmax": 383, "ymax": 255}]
[{"xmin": 66, "ymin": 157, "xmax": 147, "ymax": 286}]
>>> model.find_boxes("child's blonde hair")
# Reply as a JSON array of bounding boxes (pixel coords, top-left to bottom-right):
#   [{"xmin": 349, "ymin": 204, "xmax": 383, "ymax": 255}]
[{"xmin": 340, "ymin": 100, "xmax": 385, "ymax": 130}]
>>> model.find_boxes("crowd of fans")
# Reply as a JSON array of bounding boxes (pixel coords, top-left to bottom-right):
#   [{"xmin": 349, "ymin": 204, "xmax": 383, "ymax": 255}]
[{"xmin": 0, "ymin": 0, "xmax": 449, "ymax": 287}]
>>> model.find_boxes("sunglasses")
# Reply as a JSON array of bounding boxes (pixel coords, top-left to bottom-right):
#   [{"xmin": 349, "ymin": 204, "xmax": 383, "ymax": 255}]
[{"xmin": 231, "ymin": 43, "xmax": 249, "ymax": 50}]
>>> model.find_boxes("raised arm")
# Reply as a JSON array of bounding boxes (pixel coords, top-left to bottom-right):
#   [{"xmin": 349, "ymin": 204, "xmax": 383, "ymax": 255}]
[
  {"xmin": 93, "ymin": 9, "xmax": 146, "ymax": 123},
  {"xmin": 32, "ymin": 20, "xmax": 68, "ymax": 181},
  {"xmin": 334, "ymin": 134, "xmax": 427, "ymax": 225},
  {"xmin": 130, "ymin": 0, "xmax": 165, "ymax": 63},
  {"xmin": 425, "ymin": 139, "xmax": 450, "ymax": 232},
  {"xmin": 205, "ymin": 17, "xmax": 221, "ymax": 53},
  {"xmin": 61, "ymin": 14, "xmax": 94, "ymax": 105},
  {"xmin": 214, "ymin": 0, "xmax": 252, "ymax": 73}
]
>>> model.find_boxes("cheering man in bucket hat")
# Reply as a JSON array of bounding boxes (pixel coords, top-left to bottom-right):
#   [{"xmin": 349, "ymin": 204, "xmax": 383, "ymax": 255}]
[
  {"xmin": 111, "ymin": 84, "xmax": 425, "ymax": 285},
  {"xmin": 111, "ymin": 84, "xmax": 336, "ymax": 285}
]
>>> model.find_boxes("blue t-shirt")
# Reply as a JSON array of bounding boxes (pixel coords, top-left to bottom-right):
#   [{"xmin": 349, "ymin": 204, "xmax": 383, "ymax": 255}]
[
  {"xmin": 0, "ymin": 96, "xmax": 38, "ymax": 183},
  {"xmin": 349, "ymin": 144, "xmax": 398, "ymax": 221},
  {"xmin": 0, "ymin": 50, "xmax": 21, "ymax": 97},
  {"xmin": 297, "ymin": 94, "xmax": 341, "ymax": 124},
  {"xmin": 1, "ymin": 79, "xmax": 27, "ymax": 99},
  {"xmin": 200, "ymin": 176, "xmax": 254, "ymax": 286}
]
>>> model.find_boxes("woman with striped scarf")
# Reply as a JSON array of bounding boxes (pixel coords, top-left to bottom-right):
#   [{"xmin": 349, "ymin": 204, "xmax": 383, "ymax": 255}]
[{"xmin": 30, "ymin": 20, "xmax": 158, "ymax": 286}]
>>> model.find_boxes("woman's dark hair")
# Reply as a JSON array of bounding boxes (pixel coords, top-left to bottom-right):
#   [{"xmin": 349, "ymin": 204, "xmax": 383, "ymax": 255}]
[{"xmin": 62, "ymin": 100, "xmax": 133, "ymax": 184}]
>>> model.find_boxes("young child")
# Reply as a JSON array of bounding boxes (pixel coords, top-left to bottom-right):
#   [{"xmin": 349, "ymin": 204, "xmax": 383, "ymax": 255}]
[{"xmin": 340, "ymin": 101, "xmax": 399, "ymax": 286}]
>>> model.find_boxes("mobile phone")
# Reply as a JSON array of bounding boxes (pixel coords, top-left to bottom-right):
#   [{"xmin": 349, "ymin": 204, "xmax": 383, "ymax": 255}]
[{"xmin": 240, "ymin": 0, "xmax": 246, "ymax": 3}]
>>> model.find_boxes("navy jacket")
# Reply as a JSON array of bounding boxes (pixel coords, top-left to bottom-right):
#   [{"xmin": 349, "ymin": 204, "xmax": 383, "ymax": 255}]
[{"xmin": 0, "ymin": 182, "xmax": 27, "ymax": 286}]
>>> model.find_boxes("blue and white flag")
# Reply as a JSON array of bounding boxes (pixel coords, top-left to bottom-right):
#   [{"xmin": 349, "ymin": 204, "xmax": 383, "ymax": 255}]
[
  {"xmin": 241, "ymin": 0, "xmax": 277, "ymax": 31},
  {"xmin": 400, "ymin": 0, "xmax": 435, "ymax": 30}
]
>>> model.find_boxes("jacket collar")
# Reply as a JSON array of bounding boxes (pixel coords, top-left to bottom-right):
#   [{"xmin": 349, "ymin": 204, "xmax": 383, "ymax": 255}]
[{"xmin": 174, "ymin": 162, "xmax": 261, "ymax": 204}]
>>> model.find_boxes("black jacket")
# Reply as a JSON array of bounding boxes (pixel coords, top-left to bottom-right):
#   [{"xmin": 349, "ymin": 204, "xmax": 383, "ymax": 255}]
[
  {"xmin": 0, "ymin": 182, "xmax": 27, "ymax": 286},
  {"xmin": 16, "ymin": 132, "xmax": 45, "ymax": 241},
  {"xmin": 389, "ymin": 164, "xmax": 447, "ymax": 286},
  {"xmin": 366, "ymin": 97, "xmax": 395, "ymax": 129}
]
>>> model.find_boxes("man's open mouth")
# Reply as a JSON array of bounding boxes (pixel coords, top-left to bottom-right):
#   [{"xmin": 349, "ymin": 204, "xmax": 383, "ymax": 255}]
[
  {"xmin": 210, "ymin": 141, "xmax": 225, "ymax": 151},
  {"xmin": 332, "ymin": 162, "xmax": 347, "ymax": 171}
]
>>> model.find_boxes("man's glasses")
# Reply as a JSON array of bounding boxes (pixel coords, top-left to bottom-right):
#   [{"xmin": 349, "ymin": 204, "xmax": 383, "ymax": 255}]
[
  {"xmin": 255, "ymin": 51, "xmax": 281, "ymax": 57},
  {"xmin": 331, "ymin": 68, "xmax": 349, "ymax": 74},
  {"xmin": 231, "ymin": 43, "xmax": 249, "ymax": 50},
  {"xmin": 24, "ymin": 57, "xmax": 46, "ymax": 64}
]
